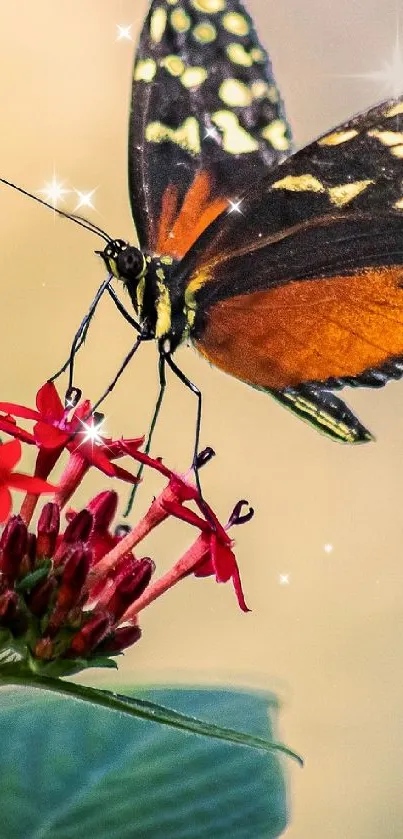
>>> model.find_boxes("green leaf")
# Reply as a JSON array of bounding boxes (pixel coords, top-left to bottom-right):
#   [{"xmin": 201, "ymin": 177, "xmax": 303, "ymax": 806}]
[
  {"xmin": 0, "ymin": 667, "xmax": 301, "ymax": 762},
  {"xmin": 0, "ymin": 685, "xmax": 290, "ymax": 838}
]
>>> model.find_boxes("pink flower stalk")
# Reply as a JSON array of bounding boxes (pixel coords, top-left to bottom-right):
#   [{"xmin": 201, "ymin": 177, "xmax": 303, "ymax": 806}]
[{"xmin": 0, "ymin": 382, "xmax": 253, "ymax": 676}]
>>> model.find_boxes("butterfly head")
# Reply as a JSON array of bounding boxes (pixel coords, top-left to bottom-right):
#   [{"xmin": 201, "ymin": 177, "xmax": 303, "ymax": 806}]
[{"xmin": 98, "ymin": 239, "xmax": 147, "ymax": 283}]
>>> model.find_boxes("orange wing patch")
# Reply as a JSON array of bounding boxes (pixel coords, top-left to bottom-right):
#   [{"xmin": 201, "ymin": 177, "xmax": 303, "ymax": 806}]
[
  {"xmin": 155, "ymin": 171, "xmax": 227, "ymax": 260},
  {"xmin": 195, "ymin": 266, "xmax": 403, "ymax": 389}
]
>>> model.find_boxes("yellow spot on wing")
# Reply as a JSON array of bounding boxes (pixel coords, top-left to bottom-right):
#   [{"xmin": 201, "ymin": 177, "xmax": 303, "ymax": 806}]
[
  {"xmin": 170, "ymin": 7, "xmax": 191, "ymax": 32},
  {"xmin": 161, "ymin": 55, "xmax": 185, "ymax": 76},
  {"xmin": 226, "ymin": 43, "xmax": 253, "ymax": 67},
  {"xmin": 150, "ymin": 7, "xmax": 167, "ymax": 42},
  {"xmin": 192, "ymin": 21, "xmax": 217, "ymax": 42},
  {"xmin": 222, "ymin": 12, "xmax": 250, "ymax": 36},
  {"xmin": 212, "ymin": 110, "xmax": 259, "ymax": 153},
  {"xmin": 146, "ymin": 117, "xmax": 201, "ymax": 155},
  {"xmin": 251, "ymin": 81, "xmax": 270, "ymax": 99},
  {"xmin": 161, "ymin": 255, "xmax": 174, "ymax": 265},
  {"xmin": 385, "ymin": 101, "xmax": 403, "ymax": 117},
  {"xmin": 272, "ymin": 174, "xmax": 325, "ymax": 192},
  {"xmin": 391, "ymin": 145, "xmax": 403, "ymax": 158},
  {"xmin": 251, "ymin": 47, "xmax": 265, "ymax": 62},
  {"xmin": 261, "ymin": 120, "xmax": 290, "ymax": 151},
  {"xmin": 191, "ymin": 0, "xmax": 226, "ymax": 12},
  {"xmin": 328, "ymin": 179, "xmax": 373, "ymax": 207},
  {"xmin": 181, "ymin": 67, "xmax": 208, "ymax": 88},
  {"xmin": 368, "ymin": 129, "xmax": 403, "ymax": 146},
  {"xmin": 394, "ymin": 197, "xmax": 403, "ymax": 209},
  {"xmin": 318, "ymin": 129, "xmax": 358, "ymax": 146},
  {"xmin": 134, "ymin": 59, "xmax": 157, "ymax": 82},
  {"xmin": 167, "ymin": 0, "xmax": 179, "ymax": 4},
  {"xmin": 219, "ymin": 78, "xmax": 252, "ymax": 107}
]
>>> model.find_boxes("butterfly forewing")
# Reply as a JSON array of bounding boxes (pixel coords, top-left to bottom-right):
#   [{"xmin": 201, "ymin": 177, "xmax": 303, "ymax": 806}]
[{"xmin": 129, "ymin": 0, "xmax": 292, "ymax": 259}]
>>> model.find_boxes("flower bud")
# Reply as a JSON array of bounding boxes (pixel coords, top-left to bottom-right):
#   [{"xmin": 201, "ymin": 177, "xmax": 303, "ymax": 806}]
[
  {"xmin": 69, "ymin": 613, "xmax": 111, "ymax": 656},
  {"xmin": 99, "ymin": 623, "xmax": 142, "ymax": 653},
  {"xmin": 88, "ymin": 491, "xmax": 118, "ymax": 530},
  {"xmin": 0, "ymin": 590, "xmax": 18, "ymax": 624},
  {"xmin": 0, "ymin": 516, "xmax": 28, "ymax": 580},
  {"xmin": 37, "ymin": 502, "xmax": 60, "ymax": 559}
]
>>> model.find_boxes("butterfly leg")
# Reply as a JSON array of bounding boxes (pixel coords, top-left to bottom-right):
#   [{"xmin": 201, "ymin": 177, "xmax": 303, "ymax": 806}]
[
  {"xmin": 90, "ymin": 334, "xmax": 143, "ymax": 414},
  {"xmin": 124, "ymin": 354, "xmax": 167, "ymax": 517},
  {"xmin": 163, "ymin": 353, "xmax": 205, "ymax": 496},
  {"xmin": 50, "ymin": 275, "xmax": 113, "ymax": 387},
  {"xmin": 269, "ymin": 383, "xmax": 374, "ymax": 444}
]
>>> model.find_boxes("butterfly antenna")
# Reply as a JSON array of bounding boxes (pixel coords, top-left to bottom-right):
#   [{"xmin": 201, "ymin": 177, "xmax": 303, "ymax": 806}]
[{"xmin": 0, "ymin": 177, "xmax": 112, "ymax": 244}]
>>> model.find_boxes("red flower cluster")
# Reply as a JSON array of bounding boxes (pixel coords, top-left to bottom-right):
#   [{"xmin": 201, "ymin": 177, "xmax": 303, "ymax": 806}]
[{"xmin": 0, "ymin": 382, "xmax": 252, "ymax": 675}]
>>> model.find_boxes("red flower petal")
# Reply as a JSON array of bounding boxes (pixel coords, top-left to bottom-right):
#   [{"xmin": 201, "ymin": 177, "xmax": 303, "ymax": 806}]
[
  {"xmin": 0, "ymin": 416, "xmax": 36, "ymax": 445},
  {"xmin": 0, "ymin": 402, "xmax": 40, "ymax": 421},
  {"xmin": 36, "ymin": 382, "xmax": 64, "ymax": 420},
  {"xmin": 7, "ymin": 473, "xmax": 56, "ymax": 494},
  {"xmin": 0, "ymin": 486, "xmax": 12, "ymax": 522},
  {"xmin": 0, "ymin": 439, "xmax": 22, "ymax": 471},
  {"xmin": 34, "ymin": 420, "xmax": 68, "ymax": 449}
]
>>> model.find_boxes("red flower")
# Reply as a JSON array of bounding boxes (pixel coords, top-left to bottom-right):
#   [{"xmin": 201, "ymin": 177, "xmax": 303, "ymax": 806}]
[{"xmin": 0, "ymin": 440, "xmax": 55, "ymax": 522}]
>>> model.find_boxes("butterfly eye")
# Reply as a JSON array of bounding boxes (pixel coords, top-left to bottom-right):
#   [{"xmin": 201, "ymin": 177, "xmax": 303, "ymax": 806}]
[{"xmin": 116, "ymin": 246, "xmax": 145, "ymax": 281}]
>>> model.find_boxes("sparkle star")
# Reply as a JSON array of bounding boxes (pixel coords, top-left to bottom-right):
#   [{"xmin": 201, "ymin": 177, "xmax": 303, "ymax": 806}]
[
  {"xmin": 116, "ymin": 24, "xmax": 133, "ymax": 41},
  {"xmin": 38, "ymin": 175, "xmax": 70, "ymax": 207},
  {"xmin": 228, "ymin": 198, "xmax": 243, "ymax": 214},
  {"xmin": 323, "ymin": 543, "xmax": 333, "ymax": 554},
  {"xmin": 74, "ymin": 188, "xmax": 97, "ymax": 211},
  {"xmin": 204, "ymin": 127, "xmax": 219, "ymax": 140},
  {"xmin": 279, "ymin": 574, "xmax": 290, "ymax": 586}
]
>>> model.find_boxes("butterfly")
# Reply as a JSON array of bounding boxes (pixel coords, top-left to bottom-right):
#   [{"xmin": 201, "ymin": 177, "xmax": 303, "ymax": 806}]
[
  {"xmin": 7, "ymin": 0, "xmax": 403, "ymax": 451},
  {"xmin": 97, "ymin": 0, "xmax": 403, "ymax": 448}
]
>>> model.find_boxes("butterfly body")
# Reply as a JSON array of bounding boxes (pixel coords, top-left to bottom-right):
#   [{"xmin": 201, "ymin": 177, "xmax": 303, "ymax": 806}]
[{"xmin": 107, "ymin": 0, "xmax": 403, "ymax": 445}]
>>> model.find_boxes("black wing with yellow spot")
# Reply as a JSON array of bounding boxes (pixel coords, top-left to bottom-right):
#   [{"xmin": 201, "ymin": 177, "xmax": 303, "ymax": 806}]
[
  {"xmin": 172, "ymin": 96, "xmax": 403, "ymax": 442},
  {"xmin": 129, "ymin": 0, "xmax": 291, "ymax": 259}
]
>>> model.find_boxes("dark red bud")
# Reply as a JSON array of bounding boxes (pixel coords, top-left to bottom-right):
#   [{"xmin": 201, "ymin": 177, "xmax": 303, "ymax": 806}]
[
  {"xmin": 19, "ymin": 533, "xmax": 37, "ymax": 577},
  {"xmin": 56, "ymin": 547, "xmax": 91, "ymax": 611},
  {"xmin": 69, "ymin": 613, "xmax": 111, "ymax": 656},
  {"xmin": 110, "ymin": 558, "xmax": 154, "ymax": 621},
  {"xmin": 0, "ymin": 516, "xmax": 28, "ymax": 579},
  {"xmin": 37, "ymin": 503, "xmax": 60, "ymax": 559},
  {"xmin": 60, "ymin": 509, "xmax": 93, "ymax": 546},
  {"xmin": 28, "ymin": 577, "xmax": 57, "ymax": 617},
  {"xmin": 87, "ymin": 491, "xmax": 118, "ymax": 531},
  {"xmin": 99, "ymin": 623, "xmax": 142, "ymax": 653},
  {"xmin": 0, "ymin": 590, "xmax": 18, "ymax": 624}
]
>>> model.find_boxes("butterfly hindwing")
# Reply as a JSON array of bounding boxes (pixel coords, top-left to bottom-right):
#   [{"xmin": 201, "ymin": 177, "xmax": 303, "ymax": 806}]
[
  {"xmin": 167, "ymin": 96, "xmax": 403, "ymax": 441},
  {"xmin": 129, "ymin": 0, "xmax": 292, "ymax": 259}
]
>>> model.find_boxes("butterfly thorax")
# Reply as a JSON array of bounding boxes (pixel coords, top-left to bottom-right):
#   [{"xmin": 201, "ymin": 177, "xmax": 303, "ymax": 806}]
[{"xmin": 100, "ymin": 239, "xmax": 187, "ymax": 350}]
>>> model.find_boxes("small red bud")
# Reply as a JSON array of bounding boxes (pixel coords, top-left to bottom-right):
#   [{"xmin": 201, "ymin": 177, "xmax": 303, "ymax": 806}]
[
  {"xmin": 69, "ymin": 613, "xmax": 111, "ymax": 656},
  {"xmin": 87, "ymin": 491, "xmax": 118, "ymax": 531},
  {"xmin": 37, "ymin": 503, "xmax": 60, "ymax": 559},
  {"xmin": 0, "ymin": 590, "xmax": 18, "ymax": 624},
  {"xmin": 0, "ymin": 516, "xmax": 28, "ymax": 580},
  {"xmin": 99, "ymin": 623, "xmax": 142, "ymax": 653},
  {"xmin": 28, "ymin": 577, "xmax": 57, "ymax": 617},
  {"xmin": 59, "ymin": 509, "xmax": 93, "ymax": 547}
]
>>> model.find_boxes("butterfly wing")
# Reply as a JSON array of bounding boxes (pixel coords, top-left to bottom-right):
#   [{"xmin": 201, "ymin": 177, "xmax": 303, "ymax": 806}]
[
  {"xmin": 129, "ymin": 0, "xmax": 292, "ymax": 259},
  {"xmin": 173, "ymin": 96, "xmax": 403, "ymax": 442}
]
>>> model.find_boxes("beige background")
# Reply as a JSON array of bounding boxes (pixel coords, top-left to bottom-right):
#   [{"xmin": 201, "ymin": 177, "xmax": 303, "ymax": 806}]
[{"xmin": 1, "ymin": 1, "xmax": 403, "ymax": 836}]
